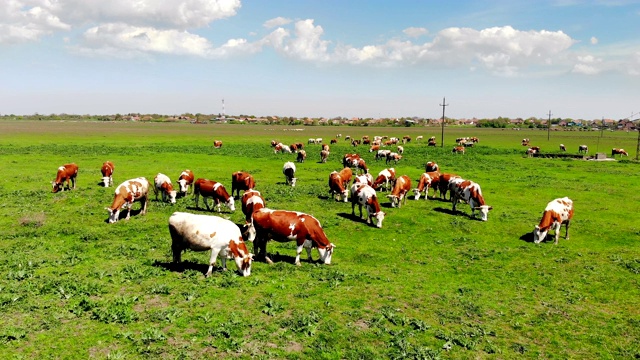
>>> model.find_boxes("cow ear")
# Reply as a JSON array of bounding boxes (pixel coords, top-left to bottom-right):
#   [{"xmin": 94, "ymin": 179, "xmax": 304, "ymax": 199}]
[{"xmin": 488, "ymin": 206, "xmax": 493, "ymax": 210}]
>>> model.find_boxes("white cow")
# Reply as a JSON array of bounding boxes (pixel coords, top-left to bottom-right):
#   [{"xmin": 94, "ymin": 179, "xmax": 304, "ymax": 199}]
[
  {"xmin": 350, "ymin": 183, "xmax": 385, "ymax": 228},
  {"xmin": 168, "ymin": 212, "xmax": 253, "ymax": 277},
  {"xmin": 283, "ymin": 162, "xmax": 297, "ymax": 187}
]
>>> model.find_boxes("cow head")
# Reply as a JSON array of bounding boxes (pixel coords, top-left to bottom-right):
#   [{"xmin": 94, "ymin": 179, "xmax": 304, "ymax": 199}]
[
  {"xmin": 106, "ymin": 207, "xmax": 120, "ymax": 223},
  {"xmin": 387, "ymin": 194, "xmax": 400, "ymax": 207},
  {"xmin": 177, "ymin": 178, "xmax": 189, "ymax": 194},
  {"xmin": 234, "ymin": 252, "xmax": 253, "ymax": 277},
  {"xmin": 226, "ymin": 197, "xmax": 236, "ymax": 212},
  {"xmin": 340, "ymin": 189, "xmax": 348, "ymax": 202},
  {"xmin": 167, "ymin": 190, "xmax": 177, "ymax": 204},
  {"xmin": 533, "ymin": 225, "xmax": 548, "ymax": 244},
  {"xmin": 102, "ymin": 177, "xmax": 111, "ymax": 187},
  {"xmin": 413, "ymin": 188, "xmax": 423, "ymax": 200},
  {"xmin": 51, "ymin": 181, "xmax": 63, "ymax": 193},
  {"xmin": 370, "ymin": 211, "xmax": 385, "ymax": 228},
  {"xmin": 289, "ymin": 178, "xmax": 297, "ymax": 187},
  {"xmin": 317, "ymin": 243, "xmax": 335, "ymax": 265},
  {"xmin": 244, "ymin": 222, "xmax": 256, "ymax": 242},
  {"xmin": 473, "ymin": 205, "xmax": 493, "ymax": 221}
]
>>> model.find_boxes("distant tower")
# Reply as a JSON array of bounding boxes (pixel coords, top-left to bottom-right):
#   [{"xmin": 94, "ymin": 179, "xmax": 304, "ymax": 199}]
[{"xmin": 222, "ymin": 98, "xmax": 225, "ymax": 118}]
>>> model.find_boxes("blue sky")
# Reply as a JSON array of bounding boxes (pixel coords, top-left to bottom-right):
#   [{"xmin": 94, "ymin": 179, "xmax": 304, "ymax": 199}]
[{"xmin": 1, "ymin": 0, "xmax": 639, "ymax": 120}]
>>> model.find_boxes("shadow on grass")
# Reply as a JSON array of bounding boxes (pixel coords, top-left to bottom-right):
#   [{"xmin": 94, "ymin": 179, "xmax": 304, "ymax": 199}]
[
  {"xmin": 519, "ymin": 232, "xmax": 535, "ymax": 243},
  {"xmin": 153, "ymin": 260, "xmax": 211, "ymax": 276},
  {"xmin": 103, "ymin": 208, "xmax": 145, "ymax": 223},
  {"xmin": 432, "ymin": 206, "xmax": 485, "ymax": 221}
]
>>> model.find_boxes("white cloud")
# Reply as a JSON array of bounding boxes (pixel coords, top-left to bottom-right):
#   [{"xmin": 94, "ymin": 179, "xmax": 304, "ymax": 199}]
[
  {"xmin": 0, "ymin": 0, "xmax": 71, "ymax": 44},
  {"xmin": 628, "ymin": 51, "xmax": 640, "ymax": 75},
  {"xmin": 590, "ymin": 36, "xmax": 598, "ymax": 45},
  {"xmin": 572, "ymin": 54, "xmax": 603, "ymax": 74},
  {"xmin": 269, "ymin": 19, "xmax": 331, "ymax": 62},
  {"xmin": 263, "ymin": 17, "xmax": 292, "ymax": 29},
  {"xmin": 572, "ymin": 63, "xmax": 600, "ymax": 74},
  {"xmin": 403, "ymin": 27, "xmax": 428, "ymax": 38}
]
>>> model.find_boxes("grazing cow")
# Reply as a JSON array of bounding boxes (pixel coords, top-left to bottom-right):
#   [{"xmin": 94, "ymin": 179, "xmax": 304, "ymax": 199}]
[
  {"xmin": 194, "ymin": 178, "xmax": 235, "ymax": 212},
  {"xmin": 315, "ymin": 138, "xmax": 323, "ymax": 144},
  {"xmin": 612, "ymin": 148, "xmax": 628, "ymax": 157},
  {"xmin": 428, "ymin": 139, "xmax": 437, "ymax": 147},
  {"xmin": 353, "ymin": 157, "xmax": 369, "ymax": 174},
  {"xmin": 396, "ymin": 145, "xmax": 404, "ymax": 154},
  {"xmin": 294, "ymin": 142, "xmax": 304, "ymax": 150},
  {"xmin": 578, "ymin": 145, "xmax": 588, "ymax": 154},
  {"xmin": 336, "ymin": 133, "xmax": 342, "ymax": 138},
  {"xmin": 350, "ymin": 184, "xmax": 385, "ymax": 228},
  {"xmin": 283, "ymin": 162, "xmax": 297, "ymax": 186},
  {"xmin": 344, "ymin": 135, "xmax": 351, "ymax": 141},
  {"xmin": 106, "ymin": 177, "xmax": 149, "ymax": 223},
  {"xmin": 274, "ymin": 143, "xmax": 292, "ymax": 154},
  {"xmin": 521, "ymin": 138, "xmax": 530, "ymax": 146},
  {"xmin": 362, "ymin": 139, "xmax": 371, "ymax": 145},
  {"xmin": 376, "ymin": 149, "xmax": 391, "ymax": 161},
  {"xmin": 351, "ymin": 139, "xmax": 361, "ymax": 147},
  {"xmin": 213, "ymin": 140, "xmax": 223, "ymax": 148},
  {"xmin": 436, "ymin": 173, "xmax": 461, "ymax": 200},
  {"xmin": 450, "ymin": 180, "xmax": 492, "ymax": 221},
  {"xmin": 241, "ymin": 189, "xmax": 265, "ymax": 224},
  {"xmin": 154, "ymin": 173, "xmax": 177, "ymax": 204},
  {"xmin": 270, "ymin": 140, "xmax": 279, "ymax": 147},
  {"xmin": 413, "ymin": 171, "xmax": 440, "ymax": 200},
  {"xmin": 533, "ymin": 197, "xmax": 574, "ymax": 245},
  {"xmin": 425, "ymin": 161, "xmax": 439, "ymax": 173},
  {"xmin": 168, "ymin": 212, "xmax": 253, "ymax": 277},
  {"xmin": 386, "ymin": 152, "xmax": 402, "ymax": 164},
  {"xmin": 231, "ymin": 171, "xmax": 256, "ymax": 199},
  {"xmin": 52, "ymin": 163, "xmax": 79, "ymax": 193},
  {"xmin": 177, "ymin": 169, "xmax": 194, "ymax": 196},
  {"xmin": 387, "ymin": 175, "xmax": 411, "ymax": 208},
  {"xmin": 463, "ymin": 141, "xmax": 475, "ymax": 148},
  {"xmin": 338, "ymin": 167, "xmax": 353, "ymax": 186},
  {"xmin": 101, "ymin": 161, "xmax": 114, "ymax": 187},
  {"xmin": 328, "ymin": 171, "xmax": 349, "ymax": 202},
  {"xmin": 369, "ymin": 145, "xmax": 380, "ymax": 153},
  {"xmin": 322, "ymin": 144, "xmax": 330, "ymax": 152},
  {"xmin": 559, "ymin": 144, "xmax": 566, "ymax": 152},
  {"xmin": 246, "ymin": 208, "xmax": 335, "ymax": 266},
  {"xmin": 526, "ymin": 147, "xmax": 538, "ymax": 158},
  {"xmin": 470, "ymin": 137, "xmax": 479, "ymax": 143},
  {"xmin": 402, "ymin": 136, "xmax": 411, "ymax": 144},
  {"xmin": 289, "ymin": 143, "xmax": 299, "ymax": 153},
  {"xmin": 308, "ymin": 138, "xmax": 316, "ymax": 144},
  {"xmin": 416, "ymin": 135, "xmax": 424, "ymax": 142},
  {"xmin": 372, "ymin": 168, "xmax": 396, "ymax": 192},
  {"xmin": 330, "ymin": 139, "xmax": 338, "ymax": 144},
  {"xmin": 320, "ymin": 149, "xmax": 330, "ymax": 163},
  {"xmin": 452, "ymin": 146, "xmax": 465, "ymax": 154},
  {"xmin": 353, "ymin": 173, "xmax": 373, "ymax": 186},
  {"xmin": 342, "ymin": 153, "xmax": 361, "ymax": 167},
  {"xmin": 297, "ymin": 150, "xmax": 307, "ymax": 163}
]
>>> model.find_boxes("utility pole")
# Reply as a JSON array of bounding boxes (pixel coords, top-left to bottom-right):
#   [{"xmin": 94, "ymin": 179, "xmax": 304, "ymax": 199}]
[
  {"xmin": 440, "ymin": 97, "xmax": 449, "ymax": 148},
  {"xmin": 547, "ymin": 110, "xmax": 552, "ymax": 141}
]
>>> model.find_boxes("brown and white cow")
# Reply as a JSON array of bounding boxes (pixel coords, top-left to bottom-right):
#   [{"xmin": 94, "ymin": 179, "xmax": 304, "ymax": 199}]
[
  {"xmin": 328, "ymin": 171, "xmax": 349, "ymax": 202},
  {"xmin": 578, "ymin": 144, "xmax": 588, "ymax": 153},
  {"xmin": 213, "ymin": 140, "xmax": 223, "ymax": 148},
  {"xmin": 177, "ymin": 169, "xmax": 194, "ymax": 195},
  {"xmin": 375, "ymin": 149, "xmax": 391, "ymax": 161},
  {"xmin": 369, "ymin": 145, "xmax": 380, "ymax": 153},
  {"xmin": 52, "ymin": 163, "xmax": 78, "ymax": 193},
  {"xmin": 450, "ymin": 179, "xmax": 492, "ymax": 221},
  {"xmin": 425, "ymin": 161, "xmax": 439, "ymax": 173},
  {"xmin": 246, "ymin": 208, "xmax": 335, "ymax": 266},
  {"xmin": 231, "ymin": 171, "xmax": 256, "ymax": 199},
  {"xmin": 416, "ymin": 135, "xmax": 424, "ymax": 142},
  {"xmin": 396, "ymin": 145, "xmax": 404, "ymax": 154},
  {"xmin": 101, "ymin": 161, "xmax": 114, "ymax": 187},
  {"xmin": 320, "ymin": 149, "xmax": 330, "ymax": 163},
  {"xmin": 387, "ymin": 175, "xmax": 411, "ymax": 208},
  {"xmin": 169, "ymin": 212, "xmax": 253, "ymax": 277},
  {"xmin": 612, "ymin": 148, "xmax": 628, "ymax": 157},
  {"xmin": 322, "ymin": 144, "xmax": 330, "ymax": 152},
  {"xmin": 386, "ymin": 152, "xmax": 402, "ymax": 164},
  {"xmin": 353, "ymin": 173, "xmax": 373, "ymax": 186},
  {"xmin": 270, "ymin": 140, "xmax": 279, "ymax": 147},
  {"xmin": 283, "ymin": 162, "xmax": 297, "ymax": 186},
  {"xmin": 436, "ymin": 173, "xmax": 461, "ymax": 200},
  {"xmin": 154, "ymin": 173, "xmax": 177, "ymax": 204},
  {"xmin": 106, "ymin": 177, "xmax": 149, "ymax": 223},
  {"xmin": 452, "ymin": 146, "xmax": 465, "ymax": 154},
  {"xmin": 330, "ymin": 138, "xmax": 338, "ymax": 144},
  {"xmin": 353, "ymin": 157, "xmax": 368, "ymax": 174},
  {"xmin": 350, "ymin": 183, "xmax": 385, "ymax": 228},
  {"xmin": 372, "ymin": 168, "xmax": 396, "ymax": 192},
  {"xmin": 521, "ymin": 138, "xmax": 530, "ymax": 146},
  {"xmin": 297, "ymin": 149, "xmax": 307, "ymax": 163},
  {"xmin": 526, "ymin": 147, "xmax": 538, "ymax": 157},
  {"xmin": 559, "ymin": 144, "xmax": 566, "ymax": 152},
  {"xmin": 241, "ymin": 189, "xmax": 265, "ymax": 224},
  {"xmin": 194, "ymin": 178, "xmax": 235, "ymax": 212},
  {"xmin": 533, "ymin": 197, "xmax": 574, "ymax": 245},
  {"xmin": 274, "ymin": 143, "xmax": 292, "ymax": 154},
  {"xmin": 289, "ymin": 143, "xmax": 299, "ymax": 153},
  {"xmin": 428, "ymin": 139, "xmax": 437, "ymax": 147},
  {"xmin": 342, "ymin": 153, "xmax": 360, "ymax": 167},
  {"xmin": 413, "ymin": 171, "xmax": 440, "ymax": 200}
]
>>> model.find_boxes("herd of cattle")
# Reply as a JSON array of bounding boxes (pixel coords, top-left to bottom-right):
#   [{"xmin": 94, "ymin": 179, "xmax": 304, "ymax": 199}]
[
  {"xmin": 521, "ymin": 138, "xmax": 629, "ymax": 158},
  {"xmin": 49, "ymin": 134, "xmax": 578, "ymax": 277}
]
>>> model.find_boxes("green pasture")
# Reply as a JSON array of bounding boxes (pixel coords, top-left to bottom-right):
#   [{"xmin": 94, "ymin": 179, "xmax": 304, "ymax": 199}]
[{"xmin": 0, "ymin": 121, "xmax": 638, "ymax": 359}]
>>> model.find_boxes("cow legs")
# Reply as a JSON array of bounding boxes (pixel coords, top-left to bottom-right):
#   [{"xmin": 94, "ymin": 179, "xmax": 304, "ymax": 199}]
[
  {"xmin": 206, "ymin": 248, "xmax": 221, "ymax": 277},
  {"xmin": 565, "ymin": 220, "xmax": 571, "ymax": 240},
  {"xmin": 141, "ymin": 196, "xmax": 148, "ymax": 215}
]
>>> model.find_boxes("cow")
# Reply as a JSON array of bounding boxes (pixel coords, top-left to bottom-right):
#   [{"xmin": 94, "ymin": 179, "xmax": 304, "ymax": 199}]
[
  {"xmin": 213, "ymin": 140, "xmax": 223, "ymax": 148},
  {"xmin": 386, "ymin": 152, "xmax": 402, "ymax": 164},
  {"xmin": 578, "ymin": 145, "xmax": 588, "ymax": 154},
  {"xmin": 452, "ymin": 146, "xmax": 465, "ymax": 154},
  {"xmin": 425, "ymin": 161, "xmax": 439, "ymax": 173},
  {"xmin": 177, "ymin": 169, "xmax": 194, "ymax": 196},
  {"xmin": 342, "ymin": 153, "xmax": 361, "ymax": 167},
  {"xmin": 101, "ymin": 161, "xmax": 114, "ymax": 187},
  {"xmin": 353, "ymin": 157, "xmax": 369, "ymax": 174},
  {"xmin": 521, "ymin": 138, "xmax": 530, "ymax": 146},
  {"xmin": 168, "ymin": 212, "xmax": 253, "ymax": 277},
  {"xmin": 526, "ymin": 147, "xmax": 538, "ymax": 158},
  {"xmin": 274, "ymin": 143, "xmax": 292, "ymax": 154},
  {"xmin": 470, "ymin": 137, "xmax": 479, "ymax": 143},
  {"xmin": 351, "ymin": 139, "xmax": 361, "ymax": 147},
  {"xmin": 338, "ymin": 167, "xmax": 353, "ymax": 186},
  {"xmin": 231, "ymin": 171, "xmax": 256, "ymax": 199},
  {"xmin": 413, "ymin": 171, "xmax": 440, "ymax": 200},
  {"xmin": 330, "ymin": 139, "xmax": 338, "ymax": 144},
  {"xmin": 369, "ymin": 145, "xmax": 380, "ymax": 153},
  {"xmin": 308, "ymin": 138, "xmax": 316, "ymax": 144},
  {"xmin": 559, "ymin": 144, "xmax": 566, "ymax": 152},
  {"xmin": 241, "ymin": 189, "xmax": 265, "ymax": 225},
  {"xmin": 450, "ymin": 179, "xmax": 492, "ymax": 221},
  {"xmin": 376, "ymin": 149, "xmax": 391, "ymax": 161},
  {"xmin": 245, "ymin": 208, "xmax": 335, "ymax": 266},
  {"xmin": 612, "ymin": 148, "xmax": 628, "ymax": 157},
  {"xmin": 362, "ymin": 139, "xmax": 371, "ymax": 145},
  {"xmin": 52, "ymin": 163, "xmax": 78, "ymax": 193},
  {"xmin": 294, "ymin": 142, "xmax": 304, "ymax": 150},
  {"xmin": 328, "ymin": 171, "xmax": 349, "ymax": 202},
  {"xmin": 194, "ymin": 178, "xmax": 235, "ymax": 212},
  {"xmin": 336, "ymin": 134, "xmax": 342, "ymax": 138},
  {"xmin": 322, "ymin": 144, "xmax": 330, "ymax": 152},
  {"xmin": 387, "ymin": 175, "xmax": 411, "ymax": 208},
  {"xmin": 270, "ymin": 140, "xmax": 279, "ymax": 147},
  {"xmin": 402, "ymin": 136, "xmax": 411, "ymax": 144},
  {"xmin": 416, "ymin": 135, "xmax": 424, "ymax": 142},
  {"xmin": 153, "ymin": 173, "xmax": 177, "ymax": 204},
  {"xmin": 372, "ymin": 168, "xmax": 396, "ymax": 192},
  {"xmin": 320, "ymin": 150, "xmax": 330, "ymax": 163},
  {"xmin": 353, "ymin": 173, "xmax": 373, "ymax": 186},
  {"xmin": 436, "ymin": 173, "xmax": 461, "ymax": 200},
  {"xmin": 533, "ymin": 197, "xmax": 574, "ymax": 245},
  {"xmin": 315, "ymin": 138, "xmax": 323, "ymax": 144},
  {"xmin": 283, "ymin": 162, "xmax": 297, "ymax": 186},
  {"xmin": 428, "ymin": 139, "xmax": 437, "ymax": 147},
  {"xmin": 106, "ymin": 177, "xmax": 149, "ymax": 223},
  {"xmin": 350, "ymin": 184, "xmax": 385, "ymax": 228},
  {"xmin": 297, "ymin": 150, "xmax": 307, "ymax": 163},
  {"xmin": 463, "ymin": 141, "xmax": 475, "ymax": 148},
  {"xmin": 396, "ymin": 145, "xmax": 404, "ymax": 154},
  {"xmin": 289, "ymin": 143, "xmax": 299, "ymax": 153}
]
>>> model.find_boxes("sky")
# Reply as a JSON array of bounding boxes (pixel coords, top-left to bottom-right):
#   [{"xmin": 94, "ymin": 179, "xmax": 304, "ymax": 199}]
[{"xmin": 1, "ymin": 0, "xmax": 640, "ymax": 120}]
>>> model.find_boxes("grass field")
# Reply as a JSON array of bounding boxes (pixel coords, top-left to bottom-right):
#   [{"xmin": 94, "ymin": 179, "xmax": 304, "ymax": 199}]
[{"xmin": 0, "ymin": 121, "xmax": 638, "ymax": 359}]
